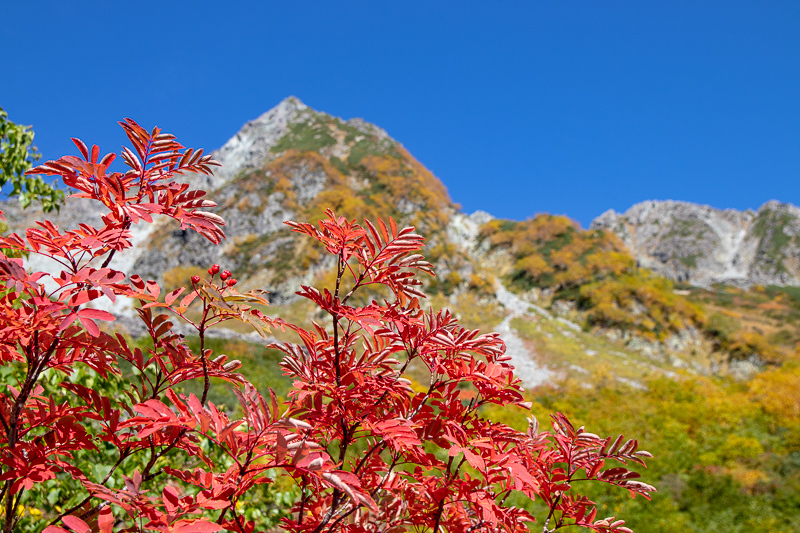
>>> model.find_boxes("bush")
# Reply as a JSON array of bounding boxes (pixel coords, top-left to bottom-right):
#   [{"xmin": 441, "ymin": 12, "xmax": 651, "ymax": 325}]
[{"xmin": 0, "ymin": 120, "xmax": 654, "ymax": 533}]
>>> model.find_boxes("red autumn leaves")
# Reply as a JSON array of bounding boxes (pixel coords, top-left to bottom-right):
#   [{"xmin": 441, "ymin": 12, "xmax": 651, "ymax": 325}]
[{"xmin": 0, "ymin": 120, "xmax": 653, "ymax": 533}]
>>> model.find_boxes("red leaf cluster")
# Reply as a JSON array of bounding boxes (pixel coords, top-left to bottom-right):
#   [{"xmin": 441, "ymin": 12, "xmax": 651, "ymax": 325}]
[{"xmin": 0, "ymin": 120, "xmax": 654, "ymax": 533}]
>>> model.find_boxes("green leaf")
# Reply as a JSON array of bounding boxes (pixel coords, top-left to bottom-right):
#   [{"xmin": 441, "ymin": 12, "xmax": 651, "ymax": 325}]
[{"xmin": 0, "ymin": 106, "xmax": 65, "ymax": 212}]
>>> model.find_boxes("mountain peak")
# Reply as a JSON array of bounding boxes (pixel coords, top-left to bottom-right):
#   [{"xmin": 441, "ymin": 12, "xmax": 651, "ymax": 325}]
[
  {"xmin": 201, "ymin": 97, "xmax": 396, "ymax": 190},
  {"xmin": 253, "ymin": 96, "xmax": 309, "ymax": 124},
  {"xmin": 140, "ymin": 97, "xmax": 455, "ymax": 294},
  {"xmin": 204, "ymin": 97, "xmax": 313, "ymax": 187}
]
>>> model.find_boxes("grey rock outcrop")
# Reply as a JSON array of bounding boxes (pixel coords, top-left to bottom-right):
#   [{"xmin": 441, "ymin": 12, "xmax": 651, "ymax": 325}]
[
  {"xmin": 446, "ymin": 210, "xmax": 494, "ymax": 255},
  {"xmin": 592, "ymin": 200, "xmax": 800, "ymax": 288}
]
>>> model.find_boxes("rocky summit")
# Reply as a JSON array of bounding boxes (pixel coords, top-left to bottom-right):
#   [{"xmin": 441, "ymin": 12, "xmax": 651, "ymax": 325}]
[{"xmin": 592, "ymin": 200, "xmax": 800, "ymax": 288}]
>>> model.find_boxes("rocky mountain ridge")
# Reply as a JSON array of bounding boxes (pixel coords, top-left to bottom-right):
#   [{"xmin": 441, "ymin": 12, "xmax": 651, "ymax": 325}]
[
  {"xmin": 3, "ymin": 97, "xmax": 798, "ymax": 383},
  {"xmin": 8, "ymin": 98, "xmax": 798, "ymax": 295},
  {"xmin": 592, "ymin": 200, "xmax": 800, "ymax": 288}
]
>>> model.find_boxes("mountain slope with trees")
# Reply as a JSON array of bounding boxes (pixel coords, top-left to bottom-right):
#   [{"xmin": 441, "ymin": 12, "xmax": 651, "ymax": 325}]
[{"xmin": 4, "ymin": 97, "xmax": 799, "ymax": 379}]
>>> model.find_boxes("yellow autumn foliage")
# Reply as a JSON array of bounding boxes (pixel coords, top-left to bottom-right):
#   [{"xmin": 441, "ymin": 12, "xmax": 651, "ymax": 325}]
[
  {"xmin": 467, "ymin": 273, "xmax": 495, "ymax": 296},
  {"xmin": 728, "ymin": 331, "xmax": 784, "ymax": 363},
  {"xmin": 585, "ymin": 251, "xmax": 635, "ymax": 277},
  {"xmin": 479, "ymin": 213, "xmax": 712, "ymax": 338},
  {"xmin": 514, "ymin": 254, "xmax": 553, "ymax": 279},
  {"xmin": 579, "ymin": 274, "xmax": 705, "ymax": 338},
  {"xmin": 749, "ymin": 364, "xmax": 800, "ymax": 424}
]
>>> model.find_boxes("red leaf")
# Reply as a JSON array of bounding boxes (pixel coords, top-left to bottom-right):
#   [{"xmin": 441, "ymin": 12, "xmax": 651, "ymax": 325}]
[
  {"xmin": 462, "ymin": 448, "xmax": 486, "ymax": 472},
  {"xmin": 78, "ymin": 315, "xmax": 100, "ymax": 337},
  {"xmin": 98, "ymin": 507, "xmax": 114, "ymax": 533},
  {"xmin": 71, "ymin": 138, "xmax": 89, "ymax": 160},
  {"xmin": 171, "ymin": 520, "xmax": 223, "ymax": 533},
  {"xmin": 79, "ymin": 308, "xmax": 115, "ymax": 322},
  {"xmin": 165, "ymin": 287, "xmax": 185, "ymax": 306},
  {"xmin": 61, "ymin": 516, "xmax": 91, "ymax": 533}
]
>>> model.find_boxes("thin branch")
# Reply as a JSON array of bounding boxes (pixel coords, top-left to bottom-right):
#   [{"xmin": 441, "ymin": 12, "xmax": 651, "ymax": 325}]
[
  {"xmin": 541, "ymin": 493, "xmax": 562, "ymax": 533},
  {"xmin": 199, "ymin": 298, "xmax": 210, "ymax": 404},
  {"xmin": 50, "ymin": 450, "xmax": 129, "ymax": 526},
  {"xmin": 298, "ymin": 476, "xmax": 309, "ymax": 525}
]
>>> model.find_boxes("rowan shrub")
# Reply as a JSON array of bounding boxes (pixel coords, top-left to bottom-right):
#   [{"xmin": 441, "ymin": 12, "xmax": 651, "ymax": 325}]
[{"xmin": 0, "ymin": 120, "xmax": 654, "ymax": 533}]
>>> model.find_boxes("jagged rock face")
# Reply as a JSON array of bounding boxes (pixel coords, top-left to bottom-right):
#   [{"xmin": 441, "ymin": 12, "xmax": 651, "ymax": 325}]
[
  {"xmin": 8, "ymin": 97, "xmax": 800, "ymax": 305},
  {"xmin": 592, "ymin": 200, "xmax": 800, "ymax": 288},
  {"xmin": 447, "ymin": 210, "xmax": 494, "ymax": 254}
]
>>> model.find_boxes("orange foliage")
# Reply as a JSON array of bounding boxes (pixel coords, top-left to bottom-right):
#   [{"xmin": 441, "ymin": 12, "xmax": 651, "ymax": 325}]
[
  {"xmin": 482, "ymin": 215, "xmax": 635, "ymax": 289},
  {"xmin": 757, "ymin": 300, "xmax": 788, "ymax": 311},
  {"xmin": 361, "ymin": 149, "xmax": 452, "ymax": 231},
  {"xmin": 523, "ymin": 214, "xmax": 577, "ymax": 244},
  {"xmin": 749, "ymin": 364, "xmax": 800, "ymax": 437},
  {"xmin": 554, "ymin": 263, "xmax": 590, "ymax": 287},
  {"xmin": 579, "ymin": 274, "xmax": 705, "ymax": 339},
  {"xmin": 481, "ymin": 214, "xmax": 710, "ymax": 339},
  {"xmin": 585, "ymin": 251, "xmax": 635, "ymax": 277},
  {"xmin": 728, "ymin": 330, "xmax": 784, "ymax": 363},
  {"xmin": 550, "ymin": 247, "xmax": 577, "ymax": 269},
  {"xmin": 515, "ymin": 254, "xmax": 553, "ymax": 279}
]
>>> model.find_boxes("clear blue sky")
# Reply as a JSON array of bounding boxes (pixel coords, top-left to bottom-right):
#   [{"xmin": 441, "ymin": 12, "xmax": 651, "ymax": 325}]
[{"xmin": 3, "ymin": 1, "xmax": 799, "ymax": 227}]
